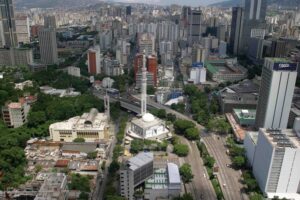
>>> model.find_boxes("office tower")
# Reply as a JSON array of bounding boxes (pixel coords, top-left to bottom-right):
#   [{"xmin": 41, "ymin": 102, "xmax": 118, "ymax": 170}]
[
  {"xmin": 38, "ymin": 28, "xmax": 58, "ymax": 65},
  {"xmin": 0, "ymin": 47, "xmax": 33, "ymax": 66},
  {"xmin": 244, "ymin": 126, "xmax": 300, "ymax": 199},
  {"xmin": 255, "ymin": 58, "xmax": 298, "ymax": 129},
  {"xmin": 138, "ymin": 33, "xmax": 155, "ymax": 56},
  {"xmin": 188, "ymin": 9, "xmax": 202, "ymax": 44},
  {"xmin": 15, "ymin": 14, "xmax": 30, "ymax": 44},
  {"xmin": 87, "ymin": 45, "xmax": 101, "ymax": 75},
  {"xmin": 120, "ymin": 152, "xmax": 154, "ymax": 200},
  {"xmin": 126, "ymin": 6, "xmax": 131, "ymax": 16},
  {"xmin": 44, "ymin": 15, "xmax": 56, "ymax": 29},
  {"xmin": 270, "ymin": 40, "xmax": 287, "ymax": 58},
  {"xmin": 192, "ymin": 45, "xmax": 207, "ymax": 63},
  {"xmin": 229, "ymin": 7, "xmax": 244, "ymax": 55},
  {"xmin": 0, "ymin": 0, "xmax": 17, "ymax": 48},
  {"xmin": 241, "ymin": 0, "xmax": 267, "ymax": 52},
  {"xmin": 219, "ymin": 41, "xmax": 227, "ymax": 58},
  {"xmin": 147, "ymin": 55, "xmax": 157, "ymax": 87},
  {"xmin": 217, "ymin": 24, "xmax": 226, "ymax": 42}
]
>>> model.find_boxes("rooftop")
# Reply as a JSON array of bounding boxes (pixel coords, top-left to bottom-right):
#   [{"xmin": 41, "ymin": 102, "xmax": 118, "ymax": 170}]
[
  {"xmin": 131, "ymin": 114, "xmax": 165, "ymax": 129},
  {"xmin": 167, "ymin": 163, "xmax": 180, "ymax": 184},
  {"xmin": 261, "ymin": 128, "xmax": 300, "ymax": 148},
  {"xmin": 127, "ymin": 152, "xmax": 153, "ymax": 171},
  {"xmin": 233, "ymin": 109, "xmax": 256, "ymax": 120},
  {"xmin": 205, "ymin": 59, "xmax": 247, "ymax": 75}
]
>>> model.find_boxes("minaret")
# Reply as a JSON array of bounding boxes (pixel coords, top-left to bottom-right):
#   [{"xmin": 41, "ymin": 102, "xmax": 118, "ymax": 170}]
[
  {"xmin": 104, "ymin": 91, "xmax": 110, "ymax": 121},
  {"xmin": 141, "ymin": 53, "xmax": 147, "ymax": 116}
]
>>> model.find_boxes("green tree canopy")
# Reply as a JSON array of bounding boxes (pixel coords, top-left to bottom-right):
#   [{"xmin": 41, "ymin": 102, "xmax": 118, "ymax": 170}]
[
  {"xmin": 173, "ymin": 144, "xmax": 189, "ymax": 157},
  {"xmin": 179, "ymin": 163, "xmax": 194, "ymax": 183}
]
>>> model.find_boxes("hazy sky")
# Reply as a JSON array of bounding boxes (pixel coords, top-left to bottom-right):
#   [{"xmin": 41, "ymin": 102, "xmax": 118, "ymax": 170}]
[{"xmin": 112, "ymin": 0, "xmax": 226, "ymax": 6}]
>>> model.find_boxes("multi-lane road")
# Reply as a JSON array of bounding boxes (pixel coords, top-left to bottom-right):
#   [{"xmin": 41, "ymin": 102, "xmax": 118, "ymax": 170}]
[{"xmin": 179, "ymin": 136, "xmax": 217, "ymax": 200}]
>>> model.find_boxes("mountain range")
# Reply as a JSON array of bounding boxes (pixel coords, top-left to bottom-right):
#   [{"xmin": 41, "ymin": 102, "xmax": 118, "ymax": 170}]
[{"xmin": 210, "ymin": 0, "xmax": 300, "ymax": 8}]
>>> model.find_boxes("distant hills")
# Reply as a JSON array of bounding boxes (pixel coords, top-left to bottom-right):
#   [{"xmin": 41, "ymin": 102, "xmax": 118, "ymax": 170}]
[
  {"xmin": 14, "ymin": 0, "xmax": 103, "ymax": 9},
  {"xmin": 210, "ymin": 0, "xmax": 300, "ymax": 8}
]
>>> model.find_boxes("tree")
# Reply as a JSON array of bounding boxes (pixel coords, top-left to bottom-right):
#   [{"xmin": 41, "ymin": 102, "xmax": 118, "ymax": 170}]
[
  {"xmin": 108, "ymin": 160, "xmax": 120, "ymax": 174},
  {"xmin": 174, "ymin": 193, "xmax": 193, "ymax": 200},
  {"xmin": 106, "ymin": 195, "xmax": 126, "ymax": 200},
  {"xmin": 232, "ymin": 156, "xmax": 246, "ymax": 168},
  {"xmin": 27, "ymin": 111, "xmax": 47, "ymax": 127},
  {"xmin": 166, "ymin": 113, "xmax": 176, "ymax": 122},
  {"xmin": 130, "ymin": 139, "xmax": 144, "ymax": 154},
  {"xmin": 185, "ymin": 127, "xmax": 200, "ymax": 140},
  {"xmin": 147, "ymin": 86, "xmax": 155, "ymax": 95},
  {"xmin": 204, "ymin": 155, "xmax": 215, "ymax": 168},
  {"xmin": 173, "ymin": 144, "xmax": 189, "ymax": 157},
  {"xmin": 250, "ymin": 193, "xmax": 264, "ymax": 200},
  {"xmin": 173, "ymin": 119, "xmax": 195, "ymax": 135},
  {"xmin": 87, "ymin": 151, "xmax": 98, "ymax": 159},
  {"xmin": 68, "ymin": 174, "xmax": 90, "ymax": 192},
  {"xmin": 179, "ymin": 164, "xmax": 194, "ymax": 183},
  {"xmin": 79, "ymin": 192, "xmax": 89, "ymax": 200},
  {"xmin": 73, "ymin": 138, "xmax": 85, "ymax": 143}
]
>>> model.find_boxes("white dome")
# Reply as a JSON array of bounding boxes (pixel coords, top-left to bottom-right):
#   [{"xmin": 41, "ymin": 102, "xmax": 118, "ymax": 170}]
[{"xmin": 142, "ymin": 113, "xmax": 155, "ymax": 122}]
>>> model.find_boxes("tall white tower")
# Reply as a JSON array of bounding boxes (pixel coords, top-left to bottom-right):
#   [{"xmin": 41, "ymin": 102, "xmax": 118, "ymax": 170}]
[
  {"xmin": 141, "ymin": 53, "xmax": 147, "ymax": 116},
  {"xmin": 104, "ymin": 91, "xmax": 110, "ymax": 121}
]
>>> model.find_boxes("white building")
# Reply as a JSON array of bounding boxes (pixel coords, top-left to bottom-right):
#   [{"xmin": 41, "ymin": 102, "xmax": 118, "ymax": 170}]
[
  {"xmin": 244, "ymin": 124, "xmax": 300, "ymax": 199},
  {"xmin": 2, "ymin": 100, "xmax": 30, "ymax": 128},
  {"xmin": 67, "ymin": 66, "xmax": 81, "ymax": 77},
  {"xmin": 49, "ymin": 108, "xmax": 110, "ymax": 142},
  {"xmin": 128, "ymin": 113, "xmax": 170, "ymax": 140},
  {"xmin": 255, "ymin": 58, "xmax": 298, "ymax": 129},
  {"xmin": 15, "ymin": 80, "xmax": 33, "ymax": 90},
  {"xmin": 189, "ymin": 63, "xmax": 206, "ymax": 84},
  {"xmin": 120, "ymin": 152, "xmax": 154, "ymax": 200}
]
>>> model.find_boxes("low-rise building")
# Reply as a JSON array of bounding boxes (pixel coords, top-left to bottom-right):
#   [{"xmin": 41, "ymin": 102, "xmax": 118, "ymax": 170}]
[
  {"xmin": 40, "ymin": 86, "xmax": 81, "ymax": 97},
  {"xmin": 128, "ymin": 113, "xmax": 170, "ymax": 140},
  {"xmin": 34, "ymin": 173, "xmax": 68, "ymax": 200},
  {"xmin": 188, "ymin": 62, "xmax": 206, "ymax": 84},
  {"xmin": 15, "ymin": 80, "xmax": 33, "ymax": 90},
  {"xmin": 2, "ymin": 100, "xmax": 30, "ymax": 128},
  {"xmin": 144, "ymin": 163, "xmax": 181, "ymax": 200},
  {"xmin": 120, "ymin": 152, "xmax": 154, "ymax": 200},
  {"xmin": 232, "ymin": 109, "xmax": 256, "ymax": 126},
  {"xmin": 67, "ymin": 66, "xmax": 81, "ymax": 77},
  {"xmin": 205, "ymin": 59, "xmax": 247, "ymax": 83},
  {"xmin": 49, "ymin": 108, "xmax": 110, "ymax": 142}
]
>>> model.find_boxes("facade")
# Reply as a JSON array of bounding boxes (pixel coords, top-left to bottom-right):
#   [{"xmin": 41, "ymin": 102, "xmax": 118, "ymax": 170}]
[
  {"xmin": 189, "ymin": 62, "xmax": 206, "ymax": 84},
  {"xmin": 147, "ymin": 55, "xmax": 157, "ymax": 86},
  {"xmin": 144, "ymin": 163, "xmax": 181, "ymax": 200},
  {"xmin": 88, "ymin": 46, "xmax": 101, "ymax": 75},
  {"xmin": 205, "ymin": 59, "xmax": 247, "ymax": 83},
  {"xmin": 44, "ymin": 15, "xmax": 56, "ymax": 29},
  {"xmin": 129, "ymin": 113, "xmax": 170, "ymax": 140},
  {"xmin": 0, "ymin": 47, "xmax": 33, "ymax": 66},
  {"xmin": 15, "ymin": 14, "xmax": 30, "ymax": 44},
  {"xmin": 120, "ymin": 152, "xmax": 154, "ymax": 200},
  {"xmin": 34, "ymin": 173, "xmax": 68, "ymax": 200},
  {"xmin": 2, "ymin": 100, "xmax": 30, "ymax": 128},
  {"xmin": 229, "ymin": 7, "xmax": 244, "ymax": 55},
  {"xmin": 192, "ymin": 45, "xmax": 207, "ymax": 63},
  {"xmin": 255, "ymin": 58, "xmax": 298, "ymax": 129},
  {"xmin": 219, "ymin": 41, "xmax": 227, "ymax": 58},
  {"xmin": 0, "ymin": 0, "xmax": 17, "ymax": 48},
  {"xmin": 244, "ymin": 127, "xmax": 300, "ymax": 199},
  {"xmin": 67, "ymin": 66, "xmax": 81, "ymax": 77},
  {"xmin": 138, "ymin": 33, "xmax": 155, "ymax": 56},
  {"xmin": 49, "ymin": 108, "xmax": 110, "ymax": 142},
  {"xmin": 103, "ymin": 58, "xmax": 123, "ymax": 76},
  {"xmin": 188, "ymin": 9, "xmax": 202, "ymax": 44},
  {"xmin": 38, "ymin": 28, "xmax": 58, "ymax": 65}
]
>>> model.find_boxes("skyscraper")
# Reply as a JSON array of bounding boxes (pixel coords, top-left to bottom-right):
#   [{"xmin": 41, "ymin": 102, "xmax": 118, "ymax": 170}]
[
  {"xmin": 44, "ymin": 15, "xmax": 56, "ymax": 29},
  {"xmin": 241, "ymin": 0, "xmax": 267, "ymax": 53},
  {"xmin": 0, "ymin": 0, "xmax": 17, "ymax": 48},
  {"xmin": 87, "ymin": 45, "xmax": 101, "ymax": 75},
  {"xmin": 38, "ymin": 28, "xmax": 58, "ymax": 65},
  {"xmin": 188, "ymin": 9, "xmax": 202, "ymax": 44},
  {"xmin": 255, "ymin": 58, "xmax": 298, "ymax": 129},
  {"xmin": 229, "ymin": 7, "xmax": 244, "ymax": 55}
]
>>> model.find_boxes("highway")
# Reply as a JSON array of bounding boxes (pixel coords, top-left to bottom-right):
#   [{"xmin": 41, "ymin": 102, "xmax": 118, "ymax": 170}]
[{"xmin": 179, "ymin": 136, "xmax": 217, "ymax": 200}]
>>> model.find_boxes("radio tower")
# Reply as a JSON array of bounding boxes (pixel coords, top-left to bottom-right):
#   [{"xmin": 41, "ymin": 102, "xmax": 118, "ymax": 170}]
[{"xmin": 141, "ymin": 52, "xmax": 147, "ymax": 116}]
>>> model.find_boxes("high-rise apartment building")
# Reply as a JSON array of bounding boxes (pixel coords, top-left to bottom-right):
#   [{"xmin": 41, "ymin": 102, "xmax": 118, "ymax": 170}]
[
  {"xmin": 88, "ymin": 45, "xmax": 101, "ymax": 75},
  {"xmin": 44, "ymin": 15, "xmax": 56, "ymax": 29},
  {"xmin": 244, "ymin": 126, "xmax": 300, "ymax": 199},
  {"xmin": 38, "ymin": 28, "xmax": 58, "ymax": 65},
  {"xmin": 15, "ymin": 14, "xmax": 30, "ymax": 44},
  {"xmin": 120, "ymin": 152, "xmax": 154, "ymax": 200},
  {"xmin": 229, "ymin": 7, "xmax": 244, "ymax": 55},
  {"xmin": 138, "ymin": 33, "xmax": 155, "ymax": 56},
  {"xmin": 2, "ymin": 100, "xmax": 30, "ymax": 128},
  {"xmin": 147, "ymin": 55, "xmax": 157, "ymax": 86},
  {"xmin": 188, "ymin": 9, "xmax": 202, "ymax": 44},
  {"xmin": 0, "ymin": 0, "xmax": 17, "ymax": 48},
  {"xmin": 255, "ymin": 58, "xmax": 298, "ymax": 129}
]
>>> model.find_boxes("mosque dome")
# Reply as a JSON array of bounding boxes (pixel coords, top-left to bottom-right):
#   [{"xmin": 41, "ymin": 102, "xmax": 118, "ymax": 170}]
[{"xmin": 142, "ymin": 113, "xmax": 155, "ymax": 122}]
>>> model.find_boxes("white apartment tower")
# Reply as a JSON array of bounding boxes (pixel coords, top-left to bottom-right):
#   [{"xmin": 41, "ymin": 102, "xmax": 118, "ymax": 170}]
[{"xmin": 255, "ymin": 58, "xmax": 298, "ymax": 129}]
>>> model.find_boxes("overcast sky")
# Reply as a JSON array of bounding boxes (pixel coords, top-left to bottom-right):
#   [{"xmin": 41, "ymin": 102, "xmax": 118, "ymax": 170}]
[{"xmin": 112, "ymin": 0, "xmax": 226, "ymax": 6}]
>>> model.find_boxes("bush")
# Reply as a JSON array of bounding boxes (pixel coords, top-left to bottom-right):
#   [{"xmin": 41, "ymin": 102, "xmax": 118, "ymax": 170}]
[
  {"xmin": 69, "ymin": 174, "xmax": 91, "ymax": 192},
  {"xmin": 173, "ymin": 144, "xmax": 189, "ymax": 157},
  {"xmin": 73, "ymin": 138, "xmax": 85, "ymax": 143}
]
